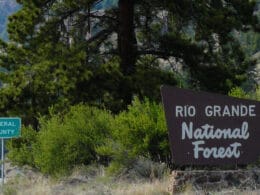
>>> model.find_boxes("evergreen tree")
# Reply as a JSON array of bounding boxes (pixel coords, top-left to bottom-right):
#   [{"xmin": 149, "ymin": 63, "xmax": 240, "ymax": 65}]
[{"xmin": 0, "ymin": 0, "xmax": 258, "ymax": 124}]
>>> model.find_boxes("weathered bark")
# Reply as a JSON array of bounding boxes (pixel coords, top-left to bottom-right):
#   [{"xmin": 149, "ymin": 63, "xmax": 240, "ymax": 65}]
[
  {"xmin": 118, "ymin": 0, "xmax": 137, "ymax": 75},
  {"xmin": 117, "ymin": 0, "xmax": 138, "ymax": 107}
]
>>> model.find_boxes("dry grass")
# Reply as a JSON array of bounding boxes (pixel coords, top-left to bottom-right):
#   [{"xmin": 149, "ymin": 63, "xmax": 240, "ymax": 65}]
[
  {"xmin": 4, "ymin": 162, "xmax": 260, "ymax": 195},
  {"xmin": 3, "ymin": 176, "xmax": 171, "ymax": 195},
  {"xmin": 2, "ymin": 163, "xmax": 171, "ymax": 195},
  {"xmin": 5, "ymin": 176, "xmax": 260, "ymax": 195},
  {"xmin": 111, "ymin": 179, "xmax": 170, "ymax": 195},
  {"xmin": 4, "ymin": 173, "xmax": 260, "ymax": 195}
]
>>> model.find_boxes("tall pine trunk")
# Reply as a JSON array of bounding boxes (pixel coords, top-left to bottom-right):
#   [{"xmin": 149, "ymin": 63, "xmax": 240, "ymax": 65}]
[
  {"xmin": 118, "ymin": 0, "xmax": 137, "ymax": 107},
  {"xmin": 118, "ymin": 0, "xmax": 137, "ymax": 75}
]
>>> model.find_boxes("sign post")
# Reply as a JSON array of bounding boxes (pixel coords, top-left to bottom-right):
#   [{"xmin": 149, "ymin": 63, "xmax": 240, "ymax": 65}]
[
  {"xmin": 161, "ymin": 86, "xmax": 260, "ymax": 165},
  {"xmin": 1, "ymin": 138, "xmax": 3, "ymax": 186},
  {"xmin": 0, "ymin": 117, "xmax": 21, "ymax": 188}
]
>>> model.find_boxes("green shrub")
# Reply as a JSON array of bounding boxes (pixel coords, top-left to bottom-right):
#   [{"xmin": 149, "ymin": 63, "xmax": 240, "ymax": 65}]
[
  {"xmin": 228, "ymin": 87, "xmax": 250, "ymax": 99},
  {"xmin": 117, "ymin": 97, "xmax": 169, "ymax": 160},
  {"xmin": 98, "ymin": 97, "xmax": 170, "ymax": 173},
  {"xmin": 7, "ymin": 125, "xmax": 37, "ymax": 167},
  {"xmin": 33, "ymin": 104, "xmax": 113, "ymax": 176},
  {"xmin": 8, "ymin": 99, "xmax": 170, "ymax": 177},
  {"xmin": 228, "ymin": 86, "xmax": 260, "ymax": 101},
  {"xmin": 252, "ymin": 86, "xmax": 260, "ymax": 101}
]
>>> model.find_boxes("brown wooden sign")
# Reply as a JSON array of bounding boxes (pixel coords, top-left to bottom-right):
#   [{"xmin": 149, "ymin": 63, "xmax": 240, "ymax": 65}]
[{"xmin": 161, "ymin": 85, "xmax": 260, "ymax": 165}]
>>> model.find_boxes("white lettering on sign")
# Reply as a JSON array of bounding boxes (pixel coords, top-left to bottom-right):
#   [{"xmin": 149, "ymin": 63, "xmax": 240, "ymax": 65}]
[
  {"xmin": 181, "ymin": 121, "xmax": 249, "ymax": 140},
  {"xmin": 205, "ymin": 105, "xmax": 256, "ymax": 117},
  {"xmin": 0, "ymin": 129, "xmax": 15, "ymax": 135},
  {"xmin": 174, "ymin": 104, "xmax": 256, "ymax": 160},
  {"xmin": 181, "ymin": 121, "xmax": 249, "ymax": 159},
  {"xmin": 192, "ymin": 141, "xmax": 241, "ymax": 159},
  {"xmin": 175, "ymin": 105, "xmax": 196, "ymax": 117},
  {"xmin": 175, "ymin": 104, "xmax": 256, "ymax": 117},
  {"xmin": 0, "ymin": 122, "xmax": 16, "ymax": 127}
]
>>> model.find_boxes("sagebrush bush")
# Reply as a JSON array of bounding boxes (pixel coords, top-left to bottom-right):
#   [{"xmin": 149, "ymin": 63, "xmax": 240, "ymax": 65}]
[
  {"xmin": 130, "ymin": 157, "xmax": 168, "ymax": 180},
  {"xmin": 33, "ymin": 104, "xmax": 113, "ymax": 176}
]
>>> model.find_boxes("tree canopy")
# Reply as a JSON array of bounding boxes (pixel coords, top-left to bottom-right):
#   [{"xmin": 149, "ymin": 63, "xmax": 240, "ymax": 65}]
[{"xmin": 0, "ymin": 0, "xmax": 258, "ymax": 125}]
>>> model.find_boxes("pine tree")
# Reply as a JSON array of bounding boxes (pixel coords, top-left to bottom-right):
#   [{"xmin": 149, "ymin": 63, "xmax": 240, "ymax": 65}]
[{"xmin": 0, "ymin": 0, "xmax": 258, "ymax": 124}]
